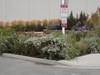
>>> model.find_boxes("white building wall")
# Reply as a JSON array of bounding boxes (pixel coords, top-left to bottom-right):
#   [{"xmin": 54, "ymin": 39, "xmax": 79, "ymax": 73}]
[{"xmin": 0, "ymin": 0, "xmax": 100, "ymax": 22}]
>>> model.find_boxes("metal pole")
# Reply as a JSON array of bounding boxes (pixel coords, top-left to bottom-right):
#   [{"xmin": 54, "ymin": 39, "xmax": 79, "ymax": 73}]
[
  {"xmin": 61, "ymin": 0, "xmax": 68, "ymax": 35},
  {"xmin": 62, "ymin": 0, "xmax": 64, "ymax": 4},
  {"xmin": 61, "ymin": 0, "xmax": 65, "ymax": 35},
  {"xmin": 62, "ymin": 27, "xmax": 65, "ymax": 34}
]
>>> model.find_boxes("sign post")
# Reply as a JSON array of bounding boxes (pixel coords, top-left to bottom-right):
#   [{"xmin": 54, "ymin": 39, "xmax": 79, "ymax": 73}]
[{"xmin": 60, "ymin": 0, "xmax": 68, "ymax": 35}]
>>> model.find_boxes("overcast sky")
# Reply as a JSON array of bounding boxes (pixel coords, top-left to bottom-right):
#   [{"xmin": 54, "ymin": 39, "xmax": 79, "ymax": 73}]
[{"xmin": 0, "ymin": 0, "xmax": 100, "ymax": 22}]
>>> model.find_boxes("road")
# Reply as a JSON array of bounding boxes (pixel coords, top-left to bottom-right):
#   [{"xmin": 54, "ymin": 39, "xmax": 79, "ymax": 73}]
[{"xmin": 0, "ymin": 57, "xmax": 100, "ymax": 75}]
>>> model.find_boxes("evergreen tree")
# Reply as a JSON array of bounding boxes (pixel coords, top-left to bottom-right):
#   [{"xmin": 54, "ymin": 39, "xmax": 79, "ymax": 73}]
[
  {"xmin": 79, "ymin": 12, "xmax": 83, "ymax": 22},
  {"xmin": 67, "ymin": 11, "xmax": 76, "ymax": 30},
  {"xmin": 78, "ymin": 12, "xmax": 88, "ymax": 27}
]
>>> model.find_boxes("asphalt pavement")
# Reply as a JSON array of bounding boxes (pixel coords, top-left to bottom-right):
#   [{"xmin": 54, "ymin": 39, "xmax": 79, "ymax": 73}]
[
  {"xmin": 2, "ymin": 53, "xmax": 100, "ymax": 69},
  {"xmin": 0, "ymin": 56, "xmax": 100, "ymax": 75}
]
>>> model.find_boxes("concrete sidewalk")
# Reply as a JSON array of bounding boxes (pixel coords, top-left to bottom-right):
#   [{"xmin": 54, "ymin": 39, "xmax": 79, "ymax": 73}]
[
  {"xmin": 2, "ymin": 53, "xmax": 100, "ymax": 69},
  {"xmin": 58, "ymin": 54, "xmax": 100, "ymax": 67}
]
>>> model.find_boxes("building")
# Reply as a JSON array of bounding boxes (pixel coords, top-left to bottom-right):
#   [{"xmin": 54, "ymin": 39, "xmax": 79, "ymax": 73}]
[{"xmin": 0, "ymin": 0, "xmax": 100, "ymax": 22}]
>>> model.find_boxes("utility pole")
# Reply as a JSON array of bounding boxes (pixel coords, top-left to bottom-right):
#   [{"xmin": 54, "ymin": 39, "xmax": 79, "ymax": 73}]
[{"xmin": 60, "ymin": 0, "xmax": 68, "ymax": 34}]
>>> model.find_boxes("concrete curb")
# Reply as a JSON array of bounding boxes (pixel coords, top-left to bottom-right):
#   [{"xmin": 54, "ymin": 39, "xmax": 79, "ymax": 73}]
[
  {"xmin": 2, "ymin": 53, "xmax": 57, "ymax": 65},
  {"xmin": 54, "ymin": 65, "xmax": 100, "ymax": 69}
]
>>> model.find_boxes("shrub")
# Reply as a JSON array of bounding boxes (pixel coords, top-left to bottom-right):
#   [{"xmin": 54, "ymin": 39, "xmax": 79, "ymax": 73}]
[
  {"xmin": 48, "ymin": 23, "xmax": 61, "ymax": 30},
  {"xmin": 77, "ymin": 41, "xmax": 89, "ymax": 55},
  {"xmin": 48, "ymin": 19, "xmax": 61, "ymax": 30},
  {"xmin": 24, "ymin": 21, "xmax": 36, "ymax": 31},
  {"xmin": 42, "ymin": 19, "xmax": 48, "ymax": 29},
  {"xmin": 72, "ymin": 30, "xmax": 88, "ymax": 41},
  {"xmin": 36, "ymin": 20, "xmax": 43, "ymax": 31},
  {"xmin": 63, "ymin": 34, "xmax": 80, "ymax": 59},
  {"xmin": 0, "ymin": 36, "xmax": 4, "ymax": 55},
  {"xmin": 86, "ymin": 9, "xmax": 100, "ymax": 37},
  {"xmin": 23, "ymin": 21, "xmax": 30, "ymax": 31},
  {"xmin": 29, "ymin": 20, "xmax": 37, "ymax": 31},
  {"xmin": 0, "ymin": 21, "xmax": 4, "ymax": 29},
  {"xmin": 11, "ymin": 20, "xmax": 24, "ymax": 32},
  {"xmin": 0, "ymin": 33, "xmax": 18, "ymax": 54},
  {"xmin": 86, "ymin": 18, "xmax": 94, "ymax": 28},
  {"xmin": 24, "ymin": 37, "xmax": 43, "ymax": 57},
  {"xmin": 24, "ymin": 31, "xmax": 80, "ymax": 60},
  {"xmin": 16, "ymin": 34, "xmax": 30, "ymax": 54},
  {"xmin": 0, "ymin": 28, "xmax": 16, "ymax": 55},
  {"xmin": 76, "ymin": 30, "xmax": 100, "ymax": 55},
  {"xmin": 0, "ymin": 31, "xmax": 29, "ymax": 55},
  {"xmin": 0, "ymin": 28, "xmax": 15, "ymax": 36},
  {"xmin": 5, "ymin": 22, "xmax": 10, "ymax": 28},
  {"xmin": 80, "ymin": 37, "xmax": 100, "ymax": 54}
]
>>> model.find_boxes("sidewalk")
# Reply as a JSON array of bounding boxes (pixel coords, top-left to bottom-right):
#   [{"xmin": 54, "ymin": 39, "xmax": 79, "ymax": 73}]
[
  {"xmin": 58, "ymin": 54, "xmax": 100, "ymax": 67},
  {"xmin": 2, "ymin": 53, "xmax": 100, "ymax": 69}
]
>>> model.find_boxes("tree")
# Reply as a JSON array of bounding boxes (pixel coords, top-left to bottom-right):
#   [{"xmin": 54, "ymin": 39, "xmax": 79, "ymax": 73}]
[
  {"xmin": 78, "ymin": 12, "xmax": 88, "ymax": 27},
  {"xmin": 67, "ymin": 11, "xmax": 76, "ymax": 30}
]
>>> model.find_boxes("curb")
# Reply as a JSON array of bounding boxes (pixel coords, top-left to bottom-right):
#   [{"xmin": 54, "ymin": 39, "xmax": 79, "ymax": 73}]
[
  {"xmin": 54, "ymin": 65, "xmax": 100, "ymax": 69},
  {"xmin": 2, "ymin": 53, "xmax": 57, "ymax": 65},
  {"xmin": 57, "ymin": 59, "xmax": 100, "ymax": 69}
]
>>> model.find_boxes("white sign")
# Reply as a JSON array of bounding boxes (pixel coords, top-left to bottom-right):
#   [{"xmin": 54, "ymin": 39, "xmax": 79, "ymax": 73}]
[
  {"xmin": 61, "ymin": 17, "xmax": 67, "ymax": 27},
  {"xmin": 60, "ymin": 4, "xmax": 68, "ymax": 17},
  {"xmin": 61, "ymin": 17, "xmax": 67, "ymax": 23}
]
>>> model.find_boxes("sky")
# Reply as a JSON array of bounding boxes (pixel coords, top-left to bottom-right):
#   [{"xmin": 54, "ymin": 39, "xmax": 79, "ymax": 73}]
[{"xmin": 0, "ymin": 0, "xmax": 100, "ymax": 22}]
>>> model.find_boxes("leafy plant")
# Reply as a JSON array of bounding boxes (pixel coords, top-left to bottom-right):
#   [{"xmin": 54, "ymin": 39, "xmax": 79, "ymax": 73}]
[
  {"xmin": 36, "ymin": 20, "xmax": 43, "ymax": 31},
  {"xmin": 77, "ymin": 41, "xmax": 89, "ymax": 55},
  {"xmin": 72, "ymin": 30, "xmax": 88, "ymax": 41},
  {"xmin": 24, "ymin": 31, "xmax": 80, "ymax": 60},
  {"xmin": 0, "ymin": 28, "xmax": 15, "ymax": 36},
  {"xmin": 48, "ymin": 19, "xmax": 61, "ymax": 30},
  {"xmin": 42, "ymin": 19, "xmax": 48, "ymax": 29},
  {"xmin": 81, "ymin": 37, "xmax": 100, "ymax": 54},
  {"xmin": 11, "ymin": 20, "xmax": 24, "ymax": 32},
  {"xmin": 0, "ymin": 31, "xmax": 29, "ymax": 55},
  {"xmin": 0, "ymin": 21, "xmax": 4, "ymax": 29}
]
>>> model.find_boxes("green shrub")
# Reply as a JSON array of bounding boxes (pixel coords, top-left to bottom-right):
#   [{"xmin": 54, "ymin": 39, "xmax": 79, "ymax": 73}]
[
  {"xmin": 94, "ymin": 22, "xmax": 100, "ymax": 37},
  {"xmin": 72, "ymin": 30, "xmax": 88, "ymax": 41},
  {"xmin": 10, "ymin": 20, "xmax": 24, "ymax": 32},
  {"xmin": 0, "ymin": 28, "xmax": 15, "ymax": 36},
  {"xmin": 11, "ymin": 24, "xmax": 24, "ymax": 32},
  {"xmin": 0, "ymin": 28, "xmax": 15, "ymax": 55},
  {"xmin": 24, "ymin": 31, "xmax": 80, "ymax": 60},
  {"xmin": 47, "ymin": 23, "xmax": 61, "ymax": 30},
  {"xmin": 80, "ymin": 37, "xmax": 100, "ymax": 54},
  {"xmin": 42, "ymin": 19, "xmax": 48, "ymax": 29},
  {"xmin": 24, "ymin": 37, "xmax": 43, "ymax": 57},
  {"xmin": 0, "ymin": 36, "xmax": 4, "ymax": 55},
  {"xmin": 63, "ymin": 34, "xmax": 80, "ymax": 59},
  {"xmin": 0, "ymin": 34, "xmax": 17, "ymax": 54},
  {"xmin": 36, "ymin": 20, "xmax": 43, "ymax": 31},
  {"xmin": 16, "ymin": 34, "xmax": 30, "ymax": 55},
  {"xmin": 87, "ymin": 10, "xmax": 100, "ymax": 37},
  {"xmin": 29, "ymin": 24, "xmax": 36, "ymax": 31},
  {"xmin": 0, "ymin": 21, "xmax": 3, "ymax": 29},
  {"xmin": 24, "ymin": 21, "xmax": 36, "ymax": 31},
  {"xmin": 77, "ymin": 41, "xmax": 89, "ymax": 55},
  {"xmin": 0, "ymin": 32, "xmax": 29, "ymax": 55},
  {"xmin": 78, "ymin": 29, "xmax": 100, "ymax": 55}
]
